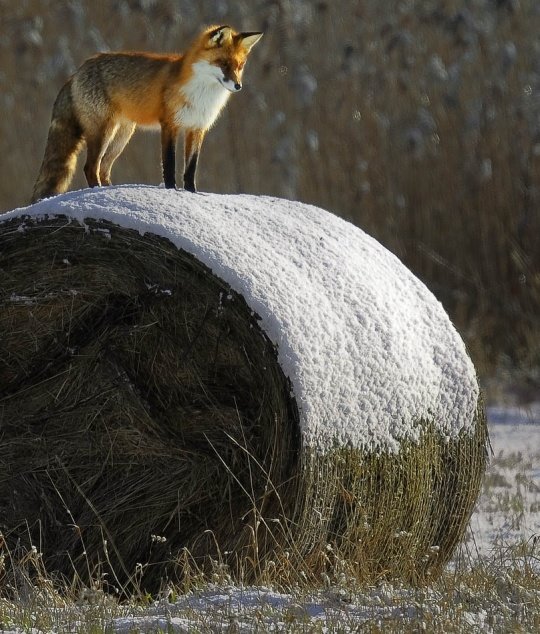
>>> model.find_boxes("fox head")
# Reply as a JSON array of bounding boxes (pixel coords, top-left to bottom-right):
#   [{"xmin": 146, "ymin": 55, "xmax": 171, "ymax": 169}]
[{"xmin": 200, "ymin": 25, "xmax": 263, "ymax": 92}]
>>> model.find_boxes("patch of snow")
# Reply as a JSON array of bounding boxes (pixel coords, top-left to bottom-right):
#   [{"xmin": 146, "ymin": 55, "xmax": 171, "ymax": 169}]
[
  {"xmin": 106, "ymin": 585, "xmax": 446, "ymax": 632},
  {"xmin": 1, "ymin": 186, "xmax": 480, "ymax": 452},
  {"xmin": 466, "ymin": 407, "xmax": 540, "ymax": 561}
]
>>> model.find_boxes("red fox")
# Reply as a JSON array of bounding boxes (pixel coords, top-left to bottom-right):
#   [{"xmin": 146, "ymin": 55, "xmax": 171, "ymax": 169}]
[{"xmin": 31, "ymin": 25, "xmax": 263, "ymax": 202}]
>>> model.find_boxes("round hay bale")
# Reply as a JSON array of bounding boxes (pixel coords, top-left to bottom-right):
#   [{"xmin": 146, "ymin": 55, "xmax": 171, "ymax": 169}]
[{"xmin": 0, "ymin": 187, "xmax": 488, "ymax": 593}]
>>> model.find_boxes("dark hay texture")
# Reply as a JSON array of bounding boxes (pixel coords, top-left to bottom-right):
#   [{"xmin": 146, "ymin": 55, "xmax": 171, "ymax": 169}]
[{"xmin": 0, "ymin": 214, "xmax": 488, "ymax": 594}]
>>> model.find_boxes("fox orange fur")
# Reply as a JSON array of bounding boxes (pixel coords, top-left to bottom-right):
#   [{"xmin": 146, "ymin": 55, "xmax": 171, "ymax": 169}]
[{"xmin": 31, "ymin": 25, "xmax": 263, "ymax": 202}]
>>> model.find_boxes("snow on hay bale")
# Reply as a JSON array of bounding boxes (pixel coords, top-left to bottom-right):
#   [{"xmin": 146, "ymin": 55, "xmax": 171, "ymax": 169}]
[{"xmin": 0, "ymin": 186, "xmax": 487, "ymax": 593}]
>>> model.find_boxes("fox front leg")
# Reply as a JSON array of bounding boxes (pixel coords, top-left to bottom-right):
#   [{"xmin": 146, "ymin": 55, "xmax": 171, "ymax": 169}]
[
  {"xmin": 183, "ymin": 129, "xmax": 205, "ymax": 193},
  {"xmin": 161, "ymin": 123, "xmax": 179, "ymax": 189}
]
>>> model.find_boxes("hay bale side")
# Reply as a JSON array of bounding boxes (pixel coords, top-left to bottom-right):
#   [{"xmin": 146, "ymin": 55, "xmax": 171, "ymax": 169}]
[
  {"xmin": 0, "ymin": 205, "xmax": 488, "ymax": 594},
  {"xmin": 293, "ymin": 408, "xmax": 488, "ymax": 583},
  {"xmin": 0, "ymin": 216, "xmax": 300, "ymax": 592}
]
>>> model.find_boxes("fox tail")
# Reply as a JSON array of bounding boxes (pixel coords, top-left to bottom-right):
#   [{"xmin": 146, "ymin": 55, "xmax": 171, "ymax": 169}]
[{"xmin": 31, "ymin": 80, "xmax": 84, "ymax": 203}]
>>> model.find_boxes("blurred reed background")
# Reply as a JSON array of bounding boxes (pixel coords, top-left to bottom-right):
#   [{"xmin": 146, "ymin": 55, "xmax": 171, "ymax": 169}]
[{"xmin": 1, "ymin": 0, "xmax": 539, "ymax": 383}]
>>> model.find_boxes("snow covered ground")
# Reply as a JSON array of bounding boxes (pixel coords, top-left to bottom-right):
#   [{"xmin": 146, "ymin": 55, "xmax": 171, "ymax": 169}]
[{"xmin": 469, "ymin": 402, "xmax": 540, "ymax": 561}]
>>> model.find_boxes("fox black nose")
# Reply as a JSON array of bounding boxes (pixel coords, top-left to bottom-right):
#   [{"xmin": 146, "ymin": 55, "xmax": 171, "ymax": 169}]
[{"xmin": 234, "ymin": 82, "xmax": 242, "ymax": 91}]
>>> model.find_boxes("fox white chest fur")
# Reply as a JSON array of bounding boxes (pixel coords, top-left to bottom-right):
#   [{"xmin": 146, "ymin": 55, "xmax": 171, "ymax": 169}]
[{"xmin": 176, "ymin": 61, "xmax": 231, "ymax": 130}]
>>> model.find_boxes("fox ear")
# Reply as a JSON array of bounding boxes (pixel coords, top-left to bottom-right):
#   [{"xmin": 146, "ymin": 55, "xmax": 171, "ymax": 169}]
[
  {"xmin": 208, "ymin": 26, "xmax": 233, "ymax": 47},
  {"xmin": 238, "ymin": 32, "xmax": 263, "ymax": 52}
]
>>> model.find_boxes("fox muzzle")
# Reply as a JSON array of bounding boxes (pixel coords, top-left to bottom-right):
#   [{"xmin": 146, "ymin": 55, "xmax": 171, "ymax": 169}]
[{"xmin": 220, "ymin": 76, "xmax": 242, "ymax": 92}]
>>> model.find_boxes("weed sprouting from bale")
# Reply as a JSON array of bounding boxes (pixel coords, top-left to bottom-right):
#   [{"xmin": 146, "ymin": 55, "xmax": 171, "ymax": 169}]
[{"xmin": 0, "ymin": 215, "xmax": 488, "ymax": 595}]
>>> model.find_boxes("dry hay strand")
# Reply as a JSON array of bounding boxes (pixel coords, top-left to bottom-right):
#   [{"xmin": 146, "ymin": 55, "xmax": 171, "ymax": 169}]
[{"xmin": 0, "ymin": 215, "xmax": 488, "ymax": 594}]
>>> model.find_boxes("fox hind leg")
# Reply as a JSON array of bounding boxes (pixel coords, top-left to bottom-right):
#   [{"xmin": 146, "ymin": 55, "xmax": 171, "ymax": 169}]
[
  {"xmin": 99, "ymin": 122, "xmax": 136, "ymax": 185},
  {"xmin": 84, "ymin": 123, "xmax": 118, "ymax": 187}
]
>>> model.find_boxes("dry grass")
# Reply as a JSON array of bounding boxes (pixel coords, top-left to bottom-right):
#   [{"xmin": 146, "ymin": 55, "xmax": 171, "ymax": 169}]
[
  {"xmin": 0, "ymin": 214, "xmax": 488, "ymax": 596},
  {"xmin": 0, "ymin": 531, "xmax": 539, "ymax": 632}
]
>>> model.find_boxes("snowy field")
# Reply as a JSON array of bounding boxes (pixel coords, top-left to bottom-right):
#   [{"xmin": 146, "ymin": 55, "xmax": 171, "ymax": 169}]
[
  {"xmin": 1, "ymin": 404, "xmax": 538, "ymax": 633},
  {"xmin": 470, "ymin": 402, "xmax": 540, "ymax": 561}
]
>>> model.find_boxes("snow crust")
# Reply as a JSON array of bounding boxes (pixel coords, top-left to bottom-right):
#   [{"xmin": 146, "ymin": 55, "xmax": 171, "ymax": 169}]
[{"xmin": 2, "ymin": 186, "xmax": 480, "ymax": 452}]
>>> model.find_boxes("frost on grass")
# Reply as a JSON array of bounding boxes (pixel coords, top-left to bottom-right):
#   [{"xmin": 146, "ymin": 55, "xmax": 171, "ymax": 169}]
[{"xmin": 5, "ymin": 185, "xmax": 480, "ymax": 453}]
